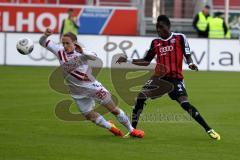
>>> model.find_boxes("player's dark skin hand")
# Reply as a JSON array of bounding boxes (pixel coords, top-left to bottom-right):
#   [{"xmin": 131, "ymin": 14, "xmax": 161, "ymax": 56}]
[
  {"xmin": 189, "ymin": 64, "xmax": 199, "ymax": 71},
  {"xmin": 116, "ymin": 56, "xmax": 127, "ymax": 64}
]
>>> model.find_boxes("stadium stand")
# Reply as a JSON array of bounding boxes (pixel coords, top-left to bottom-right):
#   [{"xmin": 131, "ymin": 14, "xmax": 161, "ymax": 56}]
[
  {"xmin": 0, "ymin": 0, "xmax": 239, "ymax": 37},
  {"xmin": 95, "ymin": 0, "xmax": 132, "ymax": 6},
  {"xmin": 0, "ymin": 0, "xmax": 86, "ymax": 4},
  {"xmin": 213, "ymin": 0, "xmax": 240, "ymax": 9}
]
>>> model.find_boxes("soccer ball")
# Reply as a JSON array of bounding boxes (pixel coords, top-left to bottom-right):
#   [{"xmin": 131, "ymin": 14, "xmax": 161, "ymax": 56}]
[{"xmin": 16, "ymin": 37, "xmax": 34, "ymax": 55}]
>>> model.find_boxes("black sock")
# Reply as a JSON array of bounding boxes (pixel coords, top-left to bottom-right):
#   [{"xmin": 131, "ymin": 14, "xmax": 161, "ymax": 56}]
[
  {"xmin": 181, "ymin": 102, "xmax": 211, "ymax": 131},
  {"xmin": 132, "ymin": 94, "xmax": 147, "ymax": 128}
]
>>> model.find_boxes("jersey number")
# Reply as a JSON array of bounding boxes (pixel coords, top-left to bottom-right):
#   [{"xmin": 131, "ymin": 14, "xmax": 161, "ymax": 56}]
[{"xmin": 96, "ymin": 89, "xmax": 107, "ymax": 99}]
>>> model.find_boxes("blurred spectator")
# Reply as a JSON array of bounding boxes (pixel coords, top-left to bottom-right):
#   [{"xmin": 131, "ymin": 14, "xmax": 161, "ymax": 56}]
[
  {"xmin": 207, "ymin": 12, "xmax": 228, "ymax": 39},
  {"xmin": 60, "ymin": 8, "xmax": 79, "ymax": 40},
  {"xmin": 193, "ymin": 5, "xmax": 212, "ymax": 38}
]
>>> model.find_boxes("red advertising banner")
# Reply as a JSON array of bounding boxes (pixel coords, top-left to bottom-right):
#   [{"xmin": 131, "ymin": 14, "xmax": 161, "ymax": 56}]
[
  {"xmin": 0, "ymin": 5, "xmax": 79, "ymax": 33},
  {"xmin": 0, "ymin": 4, "xmax": 138, "ymax": 35}
]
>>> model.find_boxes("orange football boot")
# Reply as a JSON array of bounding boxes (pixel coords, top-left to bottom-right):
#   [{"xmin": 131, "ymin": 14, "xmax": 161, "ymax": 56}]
[
  {"xmin": 108, "ymin": 121, "xmax": 124, "ymax": 137},
  {"xmin": 130, "ymin": 129, "xmax": 144, "ymax": 138}
]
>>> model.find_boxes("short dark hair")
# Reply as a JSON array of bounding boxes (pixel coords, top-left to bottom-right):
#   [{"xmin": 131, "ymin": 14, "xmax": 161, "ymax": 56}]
[
  {"xmin": 157, "ymin": 15, "xmax": 171, "ymax": 27},
  {"xmin": 205, "ymin": 5, "xmax": 210, "ymax": 9},
  {"xmin": 63, "ymin": 32, "xmax": 77, "ymax": 42}
]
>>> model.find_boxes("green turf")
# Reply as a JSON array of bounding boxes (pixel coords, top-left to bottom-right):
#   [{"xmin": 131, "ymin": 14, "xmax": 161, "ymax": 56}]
[{"xmin": 0, "ymin": 66, "xmax": 240, "ymax": 160}]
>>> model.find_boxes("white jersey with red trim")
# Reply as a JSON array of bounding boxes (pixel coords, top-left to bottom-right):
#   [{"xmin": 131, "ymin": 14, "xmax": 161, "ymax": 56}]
[{"xmin": 45, "ymin": 40, "xmax": 97, "ymax": 87}]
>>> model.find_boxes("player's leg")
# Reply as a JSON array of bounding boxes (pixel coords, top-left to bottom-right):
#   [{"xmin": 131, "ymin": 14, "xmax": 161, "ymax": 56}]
[
  {"xmin": 73, "ymin": 97, "xmax": 122, "ymax": 136},
  {"xmin": 92, "ymin": 81, "xmax": 144, "ymax": 138},
  {"xmin": 85, "ymin": 110, "xmax": 111, "ymax": 129},
  {"xmin": 132, "ymin": 92, "xmax": 147, "ymax": 129},
  {"xmin": 169, "ymin": 79, "xmax": 220, "ymax": 140},
  {"xmin": 103, "ymin": 100, "xmax": 133, "ymax": 132},
  {"xmin": 74, "ymin": 97, "xmax": 111, "ymax": 129},
  {"xmin": 90, "ymin": 82, "xmax": 133, "ymax": 132},
  {"xmin": 103, "ymin": 99, "xmax": 144, "ymax": 138},
  {"xmin": 177, "ymin": 96, "xmax": 220, "ymax": 140},
  {"xmin": 132, "ymin": 76, "xmax": 174, "ymax": 128},
  {"xmin": 85, "ymin": 110, "xmax": 124, "ymax": 137},
  {"xmin": 177, "ymin": 96, "xmax": 211, "ymax": 131},
  {"xmin": 168, "ymin": 79, "xmax": 212, "ymax": 131}
]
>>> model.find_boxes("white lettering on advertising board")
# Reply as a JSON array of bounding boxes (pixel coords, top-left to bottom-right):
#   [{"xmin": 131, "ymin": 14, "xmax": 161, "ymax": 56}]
[
  {"xmin": 209, "ymin": 39, "xmax": 240, "ymax": 71},
  {"xmin": 2, "ymin": 33, "xmax": 240, "ymax": 72}
]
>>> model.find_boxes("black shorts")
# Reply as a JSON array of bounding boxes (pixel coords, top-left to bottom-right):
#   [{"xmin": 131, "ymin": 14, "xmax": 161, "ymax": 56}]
[
  {"xmin": 165, "ymin": 78, "xmax": 188, "ymax": 100},
  {"xmin": 140, "ymin": 76, "xmax": 188, "ymax": 100}
]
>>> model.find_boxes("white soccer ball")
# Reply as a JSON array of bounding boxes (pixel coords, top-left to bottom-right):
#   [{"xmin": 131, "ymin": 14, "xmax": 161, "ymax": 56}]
[{"xmin": 16, "ymin": 37, "xmax": 34, "ymax": 55}]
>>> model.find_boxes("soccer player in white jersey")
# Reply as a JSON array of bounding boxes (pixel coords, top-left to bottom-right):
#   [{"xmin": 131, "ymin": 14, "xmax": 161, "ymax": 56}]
[{"xmin": 39, "ymin": 28, "xmax": 144, "ymax": 138}]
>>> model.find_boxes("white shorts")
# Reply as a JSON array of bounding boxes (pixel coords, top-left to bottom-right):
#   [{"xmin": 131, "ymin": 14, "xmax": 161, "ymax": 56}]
[{"xmin": 71, "ymin": 81, "xmax": 112, "ymax": 114}]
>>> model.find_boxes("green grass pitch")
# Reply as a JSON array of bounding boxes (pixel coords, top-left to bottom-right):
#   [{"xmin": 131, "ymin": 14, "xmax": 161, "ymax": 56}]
[{"xmin": 0, "ymin": 66, "xmax": 240, "ymax": 160}]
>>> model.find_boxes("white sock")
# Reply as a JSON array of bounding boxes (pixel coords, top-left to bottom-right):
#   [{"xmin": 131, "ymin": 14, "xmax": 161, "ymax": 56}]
[
  {"xmin": 116, "ymin": 109, "xmax": 134, "ymax": 132},
  {"xmin": 95, "ymin": 115, "xmax": 111, "ymax": 129}
]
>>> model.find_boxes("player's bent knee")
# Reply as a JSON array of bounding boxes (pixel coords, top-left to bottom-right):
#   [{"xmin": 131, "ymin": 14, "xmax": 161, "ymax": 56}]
[
  {"xmin": 110, "ymin": 107, "xmax": 120, "ymax": 115},
  {"xmin": 84, "ymin": 111, "xmax": 99, "ymax": 122},
  {"xmin": 177, "ymin": 96, "xmax": 188, "ymax": 103},
  {"xmin": 102, "ymin": 100, "xmax": 120, "ymax": 115},
  {"xmin": 137, "ymin": 92, "xmax": 148, "ymax": 100}
]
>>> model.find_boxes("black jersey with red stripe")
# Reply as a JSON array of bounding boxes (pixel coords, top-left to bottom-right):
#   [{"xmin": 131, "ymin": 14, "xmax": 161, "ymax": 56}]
[{"xmin": 144, "ymin": 32, "xmax": 191, "ymax": 79}]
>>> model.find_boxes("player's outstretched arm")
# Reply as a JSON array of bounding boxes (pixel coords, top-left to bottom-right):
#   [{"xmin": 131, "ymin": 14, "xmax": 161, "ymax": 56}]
[
  {"xmin": 82, "ymin": 50, "xmax": 97, "ymax": 61},
  {"xmin": 39, "ymin": 28, "xmax": 53, "ymax": 47},
  {"xmin": 116, "ymin": 56, "xmax": 150, "ymax": 66},
  {"xmin": 132, "ymin": 59, "xmax": 150, "ymax": 66},
  {"xmin": 74, "ymin": 42, "xmax": 97, "ymax": 61},
  {"xmin": 185, "ymin": 54, "xmax": 198, "ymax": 71},
  {"xmin": 39, "ymin": 28, "xmax": 59, "ymax": 55}
]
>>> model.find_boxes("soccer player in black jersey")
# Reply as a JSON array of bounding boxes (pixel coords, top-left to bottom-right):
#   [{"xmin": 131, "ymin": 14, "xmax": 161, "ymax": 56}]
[{"xmin": 116, "ymin": 15, "xmax": 220, "ymax": 140}]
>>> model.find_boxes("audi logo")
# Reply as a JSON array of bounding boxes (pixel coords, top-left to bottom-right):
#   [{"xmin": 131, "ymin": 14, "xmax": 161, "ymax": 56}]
[{"xmin": 159, "ymin": 45, "xmax": 174, "ymax": 54}]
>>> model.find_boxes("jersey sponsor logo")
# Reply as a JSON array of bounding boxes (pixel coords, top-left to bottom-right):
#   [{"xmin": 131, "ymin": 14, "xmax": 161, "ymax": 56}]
[{"xmin": 159, "ymin": 45, "xmax": 174, "ymax": 55}]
